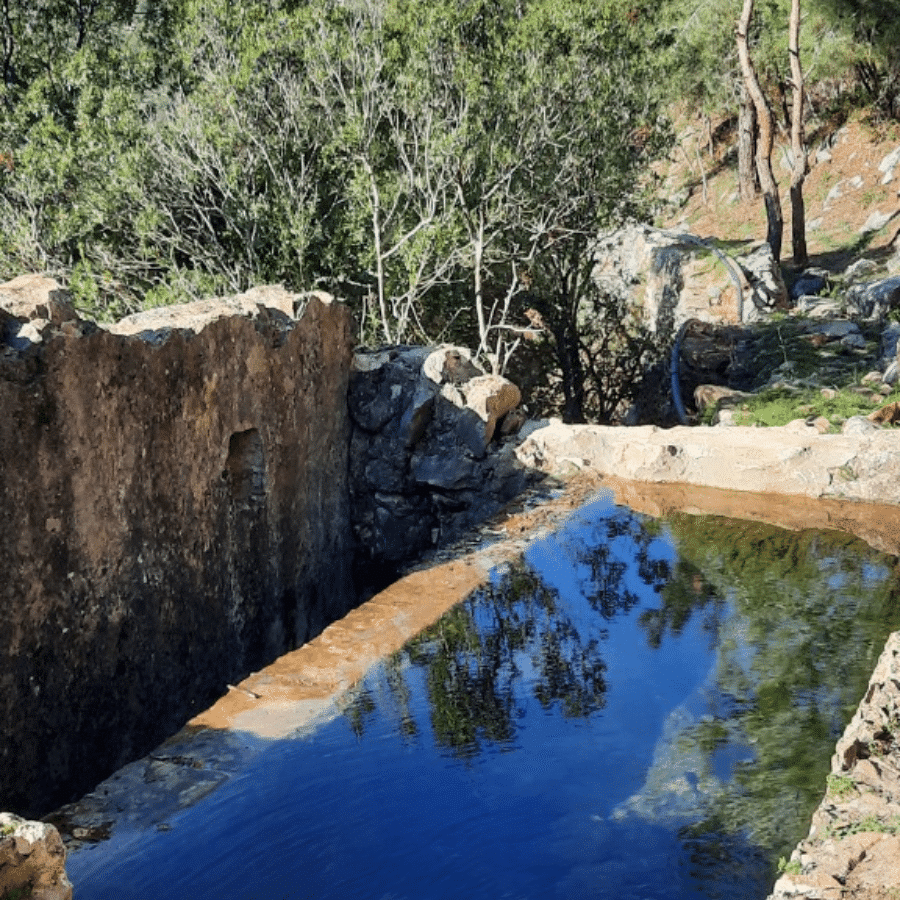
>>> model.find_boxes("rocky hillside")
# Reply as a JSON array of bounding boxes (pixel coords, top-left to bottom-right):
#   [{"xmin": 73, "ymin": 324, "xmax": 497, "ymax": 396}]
[
  {"xmin": 643, "ymin": 111, "xmax": 900, "ymax": 431},
  {"xmin": 658, "ymin": 111, "xmax": 899, "ymax": 274}
]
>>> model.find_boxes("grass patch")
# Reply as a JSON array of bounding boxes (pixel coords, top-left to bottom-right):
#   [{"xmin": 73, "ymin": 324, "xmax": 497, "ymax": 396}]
[
  {"xmin": 826, "ymin": 814, "xmax": 900, "ymax": 839},
  {"xmin": 825, "ymin": 772, "xmax": 856, "ymax": 801},
  {"xmin": 777, "ymin": 857, "xmax": 802, "ymax": 876},
  {"xmin": 733, "ymin": 384, "xmax": 897, "ymax": 428}
]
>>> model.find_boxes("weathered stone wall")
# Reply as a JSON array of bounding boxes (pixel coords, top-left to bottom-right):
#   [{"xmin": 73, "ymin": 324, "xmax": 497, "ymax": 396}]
[
  {"xmin": 0, "ymin": 290, "xmax": 357, "ymax": 817},
  {"xmin": 348, "ymin": 346, "xmax": 536, "ymax": 579}
]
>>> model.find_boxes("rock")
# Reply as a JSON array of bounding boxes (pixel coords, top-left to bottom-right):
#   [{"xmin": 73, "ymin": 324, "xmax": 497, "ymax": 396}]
[
  {"xmin": 842, "ymin": 416, "xmax": 881, "ymax": 435},
  {"xmin": 422, "ymin": 346, "xmax": 483, "ymax": 385},
  {"xmin": 841, "ymin": 332, "xmax": 868, "ymax": 350},
  {"xmin": 0, "ymin": 274, "xmax": 78, "ymax": 325},
  {"xmin": 0, "ymin": 813, "xmax": 72, "ymax": 900},
  {"xmin": 766, "ymin": 631, "xmax": 900, "ymax": 899},
  {"xmin": 693, "ymin": 384, "xmax": 752, "ymax": 416},
  {"xmin": 846, "ymin": 276, "xmax": 900, "ymax": 319},
  {"xmin": 591, "ymin": 224, "xmax": 755, "ymax": 334},
  {"xmin": 735, "ymin": 242, "xmax": 788, "ymax": 314},
  {"xmin": 881, "ymin": 322, "xmax": 900, "ymax": 363},
  {"xmin": 814, "ymin": 320, "xmax": 861, "ymax": 340},
  {"xmin": 845, "ymin": 258, "xmax": 880, "ymax": 283},
  {"xmin": 349, "ymin": 344, "xmax": 536, "ymax": 571},
  {"xmin": 460, "ymin": 375, "xmax": 522, "ymax": 446},
  {"xmin": 790, "ymin": 271, "xmax": 827, "ymax": 300},
  {"xmin": 879, "ymin": 146, "xmax": 900, "ymax": 183},
  {"xmin": 795, "ymin": 296, "xmax": 843, "ymax": 318},
  {"xmin": 861, "ymin": 210, "xmax": 893, "ymax": 234}
]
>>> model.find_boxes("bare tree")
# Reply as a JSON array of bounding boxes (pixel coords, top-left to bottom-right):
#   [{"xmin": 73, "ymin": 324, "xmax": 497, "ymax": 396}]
[
  {"xmin": 737, "ymin": 83, "xmax": 759, "ymax": 200},
  {"xmin": 736, "ymin": 0, "xmax": 783, "ymax": 261},
  {"xmin": 788, "ymin": 0, "xmax": 809, "ymax": 267}
]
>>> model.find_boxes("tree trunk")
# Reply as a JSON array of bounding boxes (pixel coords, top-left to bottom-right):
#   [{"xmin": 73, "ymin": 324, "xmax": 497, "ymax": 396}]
[
  {"xmin": 553, "ymin": 313, "xmax": 586, "ymax": 424},
  {"xmin": 736, "ymin": 0, "xmax": 783, "ymax": 261},
  {"xmin": 789, "ymin": 0, "xmax": 809, "ymax": 268},
  {"xmin": 738, "ymin": 84, "xmax": 758, "ymax": 201}
]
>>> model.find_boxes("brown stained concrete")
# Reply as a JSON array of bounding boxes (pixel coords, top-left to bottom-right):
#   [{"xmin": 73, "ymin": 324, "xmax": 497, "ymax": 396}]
[{"xmin": 595, "ymin": 475, "xmax": 900, "ymax": 557}]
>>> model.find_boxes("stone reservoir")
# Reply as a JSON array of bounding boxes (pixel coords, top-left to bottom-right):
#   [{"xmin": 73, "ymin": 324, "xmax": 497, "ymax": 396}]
[{"xmin": 3, "ymin": 276, "xmax": 900, "ymax": 898}]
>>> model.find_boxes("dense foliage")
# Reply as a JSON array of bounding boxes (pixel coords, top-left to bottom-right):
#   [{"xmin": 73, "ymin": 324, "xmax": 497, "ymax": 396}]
[{"xmin": 1, "ymin": 0, "xmax": 895, "ymax": 418}]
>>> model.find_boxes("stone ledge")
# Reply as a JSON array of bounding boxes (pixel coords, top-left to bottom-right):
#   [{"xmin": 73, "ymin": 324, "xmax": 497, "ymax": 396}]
[{"xmin": 515, "ymin": 420, "xmax": 900, "ymax": 505}]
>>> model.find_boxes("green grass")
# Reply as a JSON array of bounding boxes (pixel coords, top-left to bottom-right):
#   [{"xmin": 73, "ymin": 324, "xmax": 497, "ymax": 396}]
[
  {"xmin": 825, "ymin": 772, "xmax": 856, "ymax": 801},
  {"xmin": 733, "ymin": 384, "xmax": 898, "ymax": 429},
  {"xmin": 777, "ymin": 857, "xmax": 802, "ymax": 876},
  {"xmin": 826, "ymin": 814, "xmax": 900, "ymax": 839}
]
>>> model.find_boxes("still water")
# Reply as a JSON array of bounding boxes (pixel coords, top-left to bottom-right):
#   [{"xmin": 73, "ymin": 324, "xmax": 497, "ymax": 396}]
[{"xmin": 68, "ymin": 496, "xmax": 900, "ymax": 899}]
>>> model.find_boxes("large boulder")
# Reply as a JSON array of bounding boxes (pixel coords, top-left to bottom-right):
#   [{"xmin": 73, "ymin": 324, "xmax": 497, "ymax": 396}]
[
  {"xmin": 0, "ymin": 813, "xmax": 72, "ymax": 900},
  {"xmin": 845, "ymin": 275, "xmax": 900, "ymax": 319},
  {"xmin": 349, "ymin": 345, "xmax": 536, "ymax": 569},
  {"xmin": 591, "ymin": 224, "xmax": 787, "ymax": 335}
]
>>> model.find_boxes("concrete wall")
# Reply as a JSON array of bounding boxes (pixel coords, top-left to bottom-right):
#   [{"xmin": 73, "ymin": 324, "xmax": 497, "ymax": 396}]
[{"xmin": 0, "ymin": 293, "xmax": 357, "ymax": 817}]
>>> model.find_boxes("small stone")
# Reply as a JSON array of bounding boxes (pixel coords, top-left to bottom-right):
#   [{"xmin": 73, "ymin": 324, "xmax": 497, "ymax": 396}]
[{"xmin": 842, "ymin": 415, "xmax": 881, "ymax": 435}]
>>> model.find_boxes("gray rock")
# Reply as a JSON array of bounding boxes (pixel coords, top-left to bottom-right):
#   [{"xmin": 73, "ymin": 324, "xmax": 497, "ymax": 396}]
[
  {"xmin": 795, "ymin": 296, "xmax": 843, "ymax": 318},
  {"xmin": 735, "ymin": 242, "xmax": 788, "ymax": 314},
  {"xmin": 814, "ymin": 320, "xmax": 860, "ymax": 339},
  {"xmin": 844, "ymin": 258, "xmax": 880, "ymax": 284},
  {"xmin": 846, "ymin": 276, "xmax": 900, "ymax": 319},
  {"xmin": 840, "ymin": 332, "xmax": 868, "ymax": 349},
  {"xmin": 791, "ymin": 272, "xmax": 827, "ymax": 300},
  {"xmin": 881, "ymin": 321, "xmax": 900, "ymax": 362},
  {"xmin": 841, "ymin": 416, "xmax": 880, "ymax": 435},
  {"xmin": 398, "ymin": 382, "xmax": 436, "ymax": 449},
  {"xmin": 860, "ymin": 210, "xmax": 892, "ymax": 234},
  {"xmin": 411, "ymin": 453, "xmax": 479, "ymax": 490},
  {"xmin": 348, "ymin": 342, "xmax": 534, "ymax": 570},
  {"xmin": 878, "ymin": 146, "xmax": 900, "ymax": 175}
]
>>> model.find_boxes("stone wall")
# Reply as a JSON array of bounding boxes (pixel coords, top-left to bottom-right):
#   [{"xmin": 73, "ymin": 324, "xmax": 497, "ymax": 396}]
[
  {"xmin": 348, "ymin": 345, "xmax": 536, "ymax": 580},
  {"xmin": 0, "ymin": 285, "xmax": 357, "ymax": 817}
]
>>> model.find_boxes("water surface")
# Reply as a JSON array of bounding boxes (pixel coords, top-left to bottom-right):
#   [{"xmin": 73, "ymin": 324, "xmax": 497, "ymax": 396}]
[{"xmin": 68, "ymin": 496, "xmax": 900, "ymax": 899}]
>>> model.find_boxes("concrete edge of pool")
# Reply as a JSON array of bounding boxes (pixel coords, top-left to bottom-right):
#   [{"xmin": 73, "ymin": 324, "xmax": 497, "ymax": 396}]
[{"xmin": 51, "ymin": 474, "xmax": 900, "ymax": 898}]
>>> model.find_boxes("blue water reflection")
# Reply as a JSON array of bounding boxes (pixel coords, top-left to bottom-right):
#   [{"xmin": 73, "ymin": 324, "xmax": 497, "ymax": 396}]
[{"xmin": 68, "ymin": 496, "xmax": 900, "ymax": 900}]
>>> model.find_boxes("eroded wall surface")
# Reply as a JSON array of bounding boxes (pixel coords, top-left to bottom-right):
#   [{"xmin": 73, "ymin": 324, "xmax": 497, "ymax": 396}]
[{"xmin": 0, "ymin": 295, "xmax": 356, "ymax": 816}]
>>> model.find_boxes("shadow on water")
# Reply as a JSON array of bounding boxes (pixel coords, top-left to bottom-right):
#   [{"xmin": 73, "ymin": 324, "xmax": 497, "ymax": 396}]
[{"xmin": 67, "ymin": 497, "xmax": 900, "ymax": 900}]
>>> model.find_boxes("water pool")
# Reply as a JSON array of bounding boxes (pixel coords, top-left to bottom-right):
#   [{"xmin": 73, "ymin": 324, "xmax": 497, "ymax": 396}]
[{"xmin": 67, "ymin": 495, "xmax": 900, "ymax": 899}]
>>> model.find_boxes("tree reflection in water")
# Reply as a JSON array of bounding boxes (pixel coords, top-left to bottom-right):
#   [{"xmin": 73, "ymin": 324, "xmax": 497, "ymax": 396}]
[
  {"xmin": 340, "ymin": 502, "xmax": 900, "ymax": 891},
  {"xmin": 345, "ymin": 502, "xmax": 673, "ymax": 755},
  {"xmin": 638, "ymin": 515, "xmax": 900, "ymax": 886}
]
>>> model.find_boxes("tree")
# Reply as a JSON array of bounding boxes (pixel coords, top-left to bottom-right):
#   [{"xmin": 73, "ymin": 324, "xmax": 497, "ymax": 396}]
[
  {"xmin": 736, "ymin": 0, "xmax": 783, "ymax": 261},
  {"xmin": 788, "ymin": 0, "xmax": 809, "ymax": 267}
]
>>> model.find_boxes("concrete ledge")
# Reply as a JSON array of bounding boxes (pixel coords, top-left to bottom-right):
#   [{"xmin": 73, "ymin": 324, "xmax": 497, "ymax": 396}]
[{"xmin": 516, "ymin": 421, "xmax": 900, "ymax": 505}]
